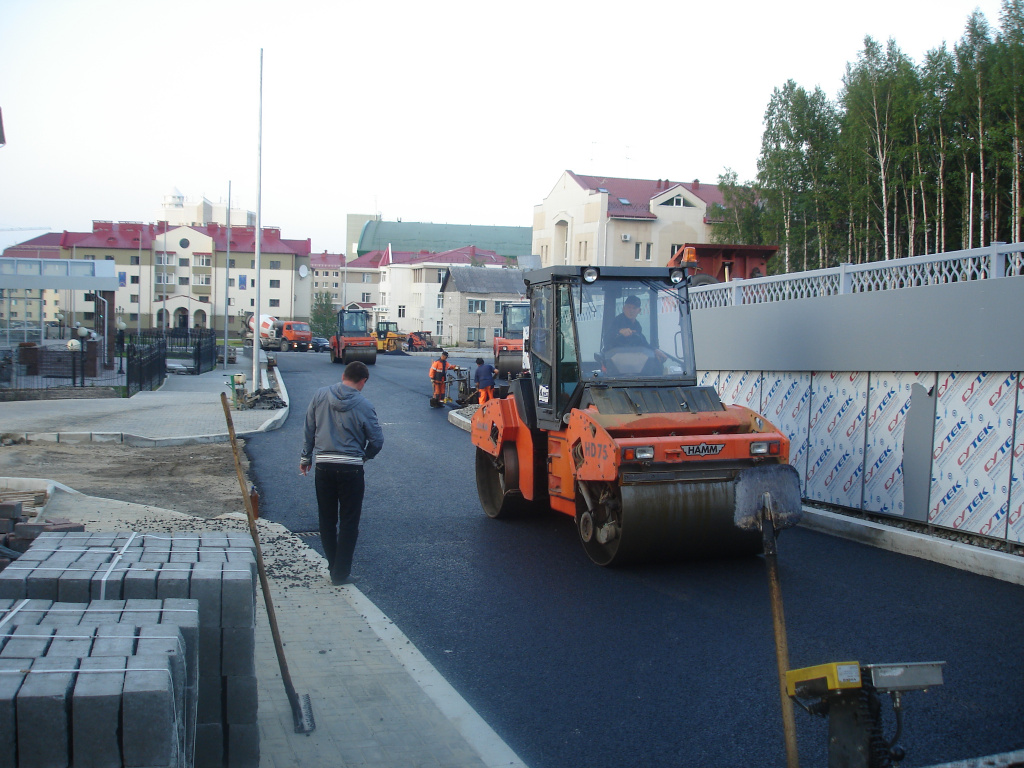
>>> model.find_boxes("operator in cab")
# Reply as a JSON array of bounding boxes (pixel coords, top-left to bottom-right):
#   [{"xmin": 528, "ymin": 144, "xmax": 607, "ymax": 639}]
[{"xmin": 608, "ymin": 296, "xmax": 667, "ymax": 363}]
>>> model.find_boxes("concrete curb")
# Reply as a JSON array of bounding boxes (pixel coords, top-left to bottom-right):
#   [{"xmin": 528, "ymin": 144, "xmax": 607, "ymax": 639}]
[
  {"xmin": 446, "ymin": 408, "xmax": 1024, "ymax": 586},
  {"xmin": 800, "ymin": 507, "xmax": 1024, "ymax": 586}
]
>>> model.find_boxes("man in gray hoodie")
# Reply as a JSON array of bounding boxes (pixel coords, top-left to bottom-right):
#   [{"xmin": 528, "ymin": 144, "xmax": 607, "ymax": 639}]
[{"xmin": 300, "ymin": 361, "xmax": 384, "ymax": 585}]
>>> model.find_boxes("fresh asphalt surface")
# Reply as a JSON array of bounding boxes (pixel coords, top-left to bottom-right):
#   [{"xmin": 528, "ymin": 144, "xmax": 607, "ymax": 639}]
[{"xmin": 246, "ymin": 351, "xmax": 1024, "ymax": 768}]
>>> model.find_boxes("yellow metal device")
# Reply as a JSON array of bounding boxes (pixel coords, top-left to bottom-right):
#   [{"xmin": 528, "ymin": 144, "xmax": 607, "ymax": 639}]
[{"xmin": 786, "ymin": 661, "xmax": 862, "ymax": 698}]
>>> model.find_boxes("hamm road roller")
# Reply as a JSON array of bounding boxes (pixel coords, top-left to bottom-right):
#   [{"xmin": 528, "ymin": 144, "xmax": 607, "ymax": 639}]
[
  {"xmin": 470, "ymin": 261, "xmax": 802, "ymax": 565},
  {"xmin": 330, "ymin": 308, "xmax": 377, "ymax": 366}
]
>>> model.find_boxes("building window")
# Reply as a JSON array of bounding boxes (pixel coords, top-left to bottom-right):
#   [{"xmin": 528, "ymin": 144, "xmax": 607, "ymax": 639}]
[
  {"xmin": 494, "ymin": 301, "xmax": 504, "ymax": 314},
  {"xmin": 494, "ymin": 327, "xmax": 501, "ymax": 337},
  {"xmin": 467, "ymin": 299, "xmax": 486, "ymax": 313},
  {"xmin": 269, "ymin": 261, "xmax": 281, "ymax": 269},
  {"xmin": 333, "ymin": 282, "xmax": 339, "ymax": 288},
  {"xmin": 198, "ymin": 296, "xmax": 209, "ymax": 303},
  {"xmin": 195, "ymin": 274, "xmax": 211, "ymax": 285},
  {"xmin": 333, "ymin": 271, "xmax": 339, "ymax": 277},
  {"xmin": 196, "ymin": 254, "xmax": 212, "ymax": 267},
  {"xmin": 83, "ymin": 312, "xmax": 94, "ymax": 320},
  {"xmin": 362, "ymin": 273, "xmax": 371, "ymax": 283},
  {"xmin": 129, "ymin": 313, "xmax": 138, "ymax": 321},
  {"xmin": 228, "ymin": 278, "xmax": 235, "ymax": 287},
  {"xmin": 269, "ymin": 299, "xmax": 280, "ymax": 307},
  {"xmin": 250, "ymin": 260, "xmax": 255, "ymax": 269},
  {"xmin": 130, "ymin": 294, "xmax": 139, "ymax": 303},
  {"xmin": 179, "ymin": 277, "xmax": 190, "ymax": 286},
  {"xmin": 228, "ymin": 298, "xmax": 235, "ymax": 306},
  {"xmin": 436, "ymin": 320, "xmax": 443, "ymax": 335},
  {"xmin": 380, "ymin": 293, "xmax": 387, "ymax": 306},
  {"xmin": 251, "ymin": 299, "xmax": 255, "ymax": 306},
  {"xmin": 437, "ymin": 269, "xmax": 445, "ymax": 283},
  {"xmin": 361, "ymin": 292, "xmax": 371, "ymax": 303},
  {"xmin": 179, "ymin": 258, "xmax": 189, "ymax": 267},
  {"xmin": 635, "ymin": 243, "xmax": 641, "ymax": 261},
  {"xmin": 645, "ymin": 243, "xmax": 652, "ymax": 261},
  {"xmin": 105, "ymin": 255, "xmax": 114, "ymax": 260},
  {"xmin": 131, "ymin": 255, "xmax": 140, "ymax": 265},
  {"xmin": 670, "ymin": 244, "xmax": 683, "ymax": 260},
  {"xmin": 229, "ymin": 259, "xmax": 236, "ymax": 269},
  {"xmin": 437, "ymin": 294, "xmax": 444, "ymax": 309},
  {"xmin": 156, "ymin": 254, "xmax": 170, "ymax": 265},
  {"xmin": 269, "ymin": 279, "xmax": 281, "ymax": 288},
  {"xmin": 130, "ymin": 275, "xmax": 139, "ymax": 284},
  {"xmin": 398, "ymin": 305, "xmax": 406, "ymax": 318}
]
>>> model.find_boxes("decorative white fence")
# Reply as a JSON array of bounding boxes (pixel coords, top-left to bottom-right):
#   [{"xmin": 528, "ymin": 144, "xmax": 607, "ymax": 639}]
[{"xmin": 690, "ymin": 242, "xmax": 1024, "ymax": 310}]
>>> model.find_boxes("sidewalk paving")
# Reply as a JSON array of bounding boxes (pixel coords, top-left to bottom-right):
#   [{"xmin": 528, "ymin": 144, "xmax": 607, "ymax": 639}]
[{"xmin": 0, "ymin": 357, "xmax": 527, "ymax": 768}]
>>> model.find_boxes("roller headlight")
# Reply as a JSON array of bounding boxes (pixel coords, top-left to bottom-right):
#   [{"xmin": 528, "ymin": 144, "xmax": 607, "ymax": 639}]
[
  {"xmin": 670, "ymin": 269, "xmax": 684, "ymax": 284},
  {"xmin": 583, "ymin": 267, "xmax": 599, "ymax": 283},
  {"xmin": 750, "ymin": 441, "xmax": 781, "ymax": 456},
  {"xmin": 624, "ymin": 446, "xmax": 655, "ymax": 461}
]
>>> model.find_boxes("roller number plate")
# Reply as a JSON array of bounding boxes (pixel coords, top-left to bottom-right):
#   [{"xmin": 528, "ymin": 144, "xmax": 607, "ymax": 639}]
[{"xmin": 682, "ymin": 443, "xmax": 725, "ymax": 456}]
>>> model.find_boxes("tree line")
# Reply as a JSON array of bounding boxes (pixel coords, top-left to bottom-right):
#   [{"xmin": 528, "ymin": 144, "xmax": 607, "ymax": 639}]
[{"xmin": 712, "ymin": 0, "xmax": 1024, "ymax": 274}]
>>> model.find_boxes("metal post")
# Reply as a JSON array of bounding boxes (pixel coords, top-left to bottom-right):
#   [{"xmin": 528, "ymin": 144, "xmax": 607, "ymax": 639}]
[
  {"xmin": 252, "ymin": 48, "xmax": 264, "ymax": 394},
  {"xmin": 223, "ymin": 181, "xmax": 232, "ymax": 371}
]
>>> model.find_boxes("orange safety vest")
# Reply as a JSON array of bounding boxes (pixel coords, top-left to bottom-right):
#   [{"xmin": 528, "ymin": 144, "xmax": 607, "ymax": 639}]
[{"xmin": 430, "ymin": 358, "xmax": 450, "ymax": 382}]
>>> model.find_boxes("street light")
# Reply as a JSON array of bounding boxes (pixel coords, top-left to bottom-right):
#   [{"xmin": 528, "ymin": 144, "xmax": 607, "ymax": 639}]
[
  {"xmin": 476, "ymin": 309, "xmax": 483, "ymax": 349},
  {"xmin": 116, "ymin": 317, "xmax": 127, "ymax": 374},
  {"xmin": 76, "ymin": 324, "xmax": 89, "ymax": 387},
  {"xmin": 56, "ymin": 312, "xmax": 64, "ymax": 340}
]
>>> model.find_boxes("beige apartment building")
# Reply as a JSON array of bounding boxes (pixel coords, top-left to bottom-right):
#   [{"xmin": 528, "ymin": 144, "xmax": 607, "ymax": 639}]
[{"xmin": 533, "ymin": 171, "xmax": 721, "ymax": 268}]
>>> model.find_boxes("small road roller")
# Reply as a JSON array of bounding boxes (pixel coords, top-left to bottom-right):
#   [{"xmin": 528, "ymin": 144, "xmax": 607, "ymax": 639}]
[
  {"xmin": 330, "ymin": 308, "xmax": 377, "ymax": 366},
  {"xmin": 493, "ymin": 301, "xmax": 530, "ymax": 381},
  {"xmin": 471, "ymin": 262, "xmax": 802, "ymax": 565}
]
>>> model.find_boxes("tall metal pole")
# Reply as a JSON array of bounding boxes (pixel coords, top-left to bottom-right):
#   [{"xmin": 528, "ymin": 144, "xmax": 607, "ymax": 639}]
[
  {"xmin": 162, "ymin": 220, "xmax": 168, "ymax": 337},
  {"xmin": 136, "ymin": 226, "xmax": 142, "ymax": 336},
  {"xmin": 223, "ymin": 181, "xmax": 232, "ymax": 371},
  {"xmin": 252, "ymin": 48, "xmax": 263, "ymax": 393}
]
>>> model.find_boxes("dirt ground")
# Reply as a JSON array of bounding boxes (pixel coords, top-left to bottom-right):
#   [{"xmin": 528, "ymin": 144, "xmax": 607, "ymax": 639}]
[{"xmin": 0, "ymin": 440, "xmax": 250, "ymax": 519}]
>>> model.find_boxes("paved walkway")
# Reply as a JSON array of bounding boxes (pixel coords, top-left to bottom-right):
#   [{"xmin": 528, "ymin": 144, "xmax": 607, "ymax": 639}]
[{"xmin": 0, "ymin": 356, "xmax": 527, "ymax": 768}]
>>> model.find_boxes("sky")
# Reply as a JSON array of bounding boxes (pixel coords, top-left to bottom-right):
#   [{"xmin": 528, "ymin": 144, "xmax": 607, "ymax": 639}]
[{"xmin": 0, "ymin": 0, "xmax": 1009, "ymax": 254}]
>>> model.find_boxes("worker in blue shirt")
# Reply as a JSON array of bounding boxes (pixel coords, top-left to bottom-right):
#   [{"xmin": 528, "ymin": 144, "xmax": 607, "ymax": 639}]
[{"xmin": 474, "ymin": 357, "xmax": 497, "ymax": 404}]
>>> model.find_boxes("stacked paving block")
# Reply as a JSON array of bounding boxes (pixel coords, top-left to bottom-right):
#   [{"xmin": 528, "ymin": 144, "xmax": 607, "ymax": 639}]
[
  {"xmin": 0, "ymin": 500, "xmax": 85, "ymax": 566},
  {"xmin": 0, "ymin": 599, "xmax": 192, "ymax": 768},
  {"xmin": 0, "ymin": 531, "xmax": 259, "ymax": 768}
]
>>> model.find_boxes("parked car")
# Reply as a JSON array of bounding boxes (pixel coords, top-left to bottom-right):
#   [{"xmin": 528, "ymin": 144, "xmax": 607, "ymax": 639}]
[{"xmin": 310, "ymin": 337, "xmax": 330, "ymax": 353}]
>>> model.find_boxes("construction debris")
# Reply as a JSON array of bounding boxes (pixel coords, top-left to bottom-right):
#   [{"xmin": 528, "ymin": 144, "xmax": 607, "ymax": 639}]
[{"xmin": 238, "ymin": 388, "xmax": 286, "ymax": 410}]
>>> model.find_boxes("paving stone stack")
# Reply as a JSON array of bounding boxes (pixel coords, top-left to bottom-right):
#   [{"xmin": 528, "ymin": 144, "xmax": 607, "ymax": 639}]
[
  {"xmin": 0, "ymin": 501, "xmax": 85, "ymax": 566},
  {"xmin": 0, "ymin": 531, "xmax": 259, "ymax": 768},
  {"xmin": 0, "ymin": 598, "xmax": 194, "ymax": 768}
]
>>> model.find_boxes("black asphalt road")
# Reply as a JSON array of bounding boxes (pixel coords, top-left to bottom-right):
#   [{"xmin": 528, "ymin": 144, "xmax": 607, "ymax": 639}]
[{"xmin": 246, "ymin": 351, "xmax": 1024, "ymax": 768}]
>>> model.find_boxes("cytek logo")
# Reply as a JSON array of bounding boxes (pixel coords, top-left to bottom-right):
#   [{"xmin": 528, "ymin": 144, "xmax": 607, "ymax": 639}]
[
  {"xmin": 958, "ymin": 422, "xmax": 995, "ymax": 467},
  {"xmin": 868, "ymin": 389, "xmax": 896, "ymax": 427},
  {"xmin": 933, "ymin": 418, "xmax": 968, "ymax": 460},
  {"xmin": 810, "ymin": 392, "xmax": 834, "ymax": 428},
  {"xmin": 682, "ymin": 443, "xmax": 726, "ymax": 456},
  {"xmin": 827, "ymin": 397, "xmax": 854, "ymax": 434},
  {"xmin": 776, "ymin": 379, "xmax": 800, "ymax": 416}
]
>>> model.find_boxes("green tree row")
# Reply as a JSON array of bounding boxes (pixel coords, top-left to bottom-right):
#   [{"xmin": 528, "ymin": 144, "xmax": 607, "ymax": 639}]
[{"xmin": 712, "ymin": 0, "xmax": 1024, "ymax": 274}]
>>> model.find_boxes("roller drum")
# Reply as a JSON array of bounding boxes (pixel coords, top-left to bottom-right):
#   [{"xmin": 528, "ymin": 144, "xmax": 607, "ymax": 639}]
[
  {"xmin": 582, "ymin": 481, "xmax": 763, "ymax": 566},
  {"xmin": 343, "ymin": 346, "xmax": 377, "ymax": 366},
  {"xmin": 494, "ymin": 350, "xmax": 523, "ymax": 380}
]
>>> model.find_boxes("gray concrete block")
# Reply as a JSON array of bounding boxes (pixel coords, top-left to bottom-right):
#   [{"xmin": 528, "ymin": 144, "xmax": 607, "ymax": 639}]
[
  {"xmin": 44, "ymin": 624, "xmax": 94, "ymax": 657},
  {"xmin": 197, "ymin": 549, "xmax": 227, "ymax": 563},
  {"xmin": 188, "ymin": 566, "xmax": 222, "ymax": 627},
  {"xmin": 198, "ymin": 626, "xmax": 221, "ymax": 680},
  {"xmin": 90, "ymin": 623, "xmax": 136, "ymax": 657},
  {"xmin": 196, "ymin": 674, "xmax": 222, "ymax": 723},
  {"xmin": 37, "ymin": 601, "xmax": 85, "ymax": 626},
  {"xmin": 226, "ymin": 722, "xmax": 259, "ymax": 768},
  {"xmin": 0, "ymin": 502, "xmax": 22, "ymax": 520},
  {"xmin": 90, "ymin": 565, "xmax": 125, "ymax": 601},
  {"xmin": 0, "ymin": 658, "xmax": 30, "ymax": 768},
  {"xmin": 156, "ymin": 567, "xmax": 190, "ymax": 600},
  {"xmin": 220, "ymin": 627, "xmax": 255, "ymax": 677},
  {"xmin": 0, "ymin": 565, "xmax": 30, "ymax": 599},
  {"xmin": 81, "ymin": 600, "xmax": 126, "ymax": 625},
  {"xmin": 2, "ymin": 599, "xmax": 50, "ymax": 626},
  {"xmin": 17, "ymin": 655, "xmax": 78, "ymax": 768},
  {"xmin": 72, "ymin": 656, "xmax": 126, "ymax": 768},
  {"xmin": 25, "ymin": 563, "xmax": 60, "ymax": 602},
  {"xmin": 224, "ymin": 676, "xmax": 258, "ymax": 724},
  {"xmin": 139, "ymin": 551, "xmax": 169, "ymax": 564},
  {"xmin": 161, "ymin": 598, "xmax": 199, "ymax": 687},
  {"xmin": 193, "ymin": 723, "xmax": 223, "ymax": 768},
  {"xmin": 220, "ymin": 567, "xmax": 254, "ymax": 628},
  {"xmin": 123, "ymin": 564, "xmax": 159, "ymax": 600},
  {"xmin": 122, "ymin": 599, "xmax": 162, "ymax": 626},
  {"xmin": 123, "ymin": 654, "xmax": 179, "ymax": 768},
  {"xmin": 1, "ymin": 624, "xmax": 54, "ymax": 658},
  {"xmin": 200, "ymin": 533, "xmax": 228, "ymax": 548}
]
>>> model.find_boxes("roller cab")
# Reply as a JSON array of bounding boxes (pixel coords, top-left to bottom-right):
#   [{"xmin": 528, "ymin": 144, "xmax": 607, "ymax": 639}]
[
  {"xmin": 330, "ymin": 308, "xmax": 377, "ymax": 366},
  {"xmin": 472, "ymin": 265, "xmax": 802, "ymax": 566},
  {"xmin": 493, "ymin": 301, "xmax": 530, "ymax": 380}
]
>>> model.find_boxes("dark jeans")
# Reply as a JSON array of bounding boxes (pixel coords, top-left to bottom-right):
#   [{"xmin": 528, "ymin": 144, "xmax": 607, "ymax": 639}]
[{"xmin": 314, "ymin": 464, "xmax": 365, "ymax": 580}]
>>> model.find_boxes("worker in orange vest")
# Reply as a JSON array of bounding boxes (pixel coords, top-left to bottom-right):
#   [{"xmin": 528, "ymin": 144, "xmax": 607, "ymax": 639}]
[{"xmin": 429, "ymin": 351, "xmax": 459, "ymax": 407}]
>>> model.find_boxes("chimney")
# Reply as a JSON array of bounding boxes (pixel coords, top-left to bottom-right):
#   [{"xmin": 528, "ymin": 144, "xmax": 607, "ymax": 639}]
[{"xmin": 692, "ymin": 179, "xmax": 700, "ymax": 190}]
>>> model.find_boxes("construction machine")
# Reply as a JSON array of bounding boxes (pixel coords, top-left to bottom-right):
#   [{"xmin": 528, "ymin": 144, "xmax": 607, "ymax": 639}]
[
  {"xmin": 470, "ymin": 258, "xmax": 802, "ymax": 566},
  {"xmin": 330, "ymin": 308, "xmax": 377, "ymax": 366},
  {"xmin": 406, "ymin": 330, "xmax": 438, "ymax": 351},
  {"xmin": 375, "ymin": 320, "xmax": 406, "ymax": 352},
  {"xmin": 493, "ymin": 301, "xmax": 530, "ymax": 380}
]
